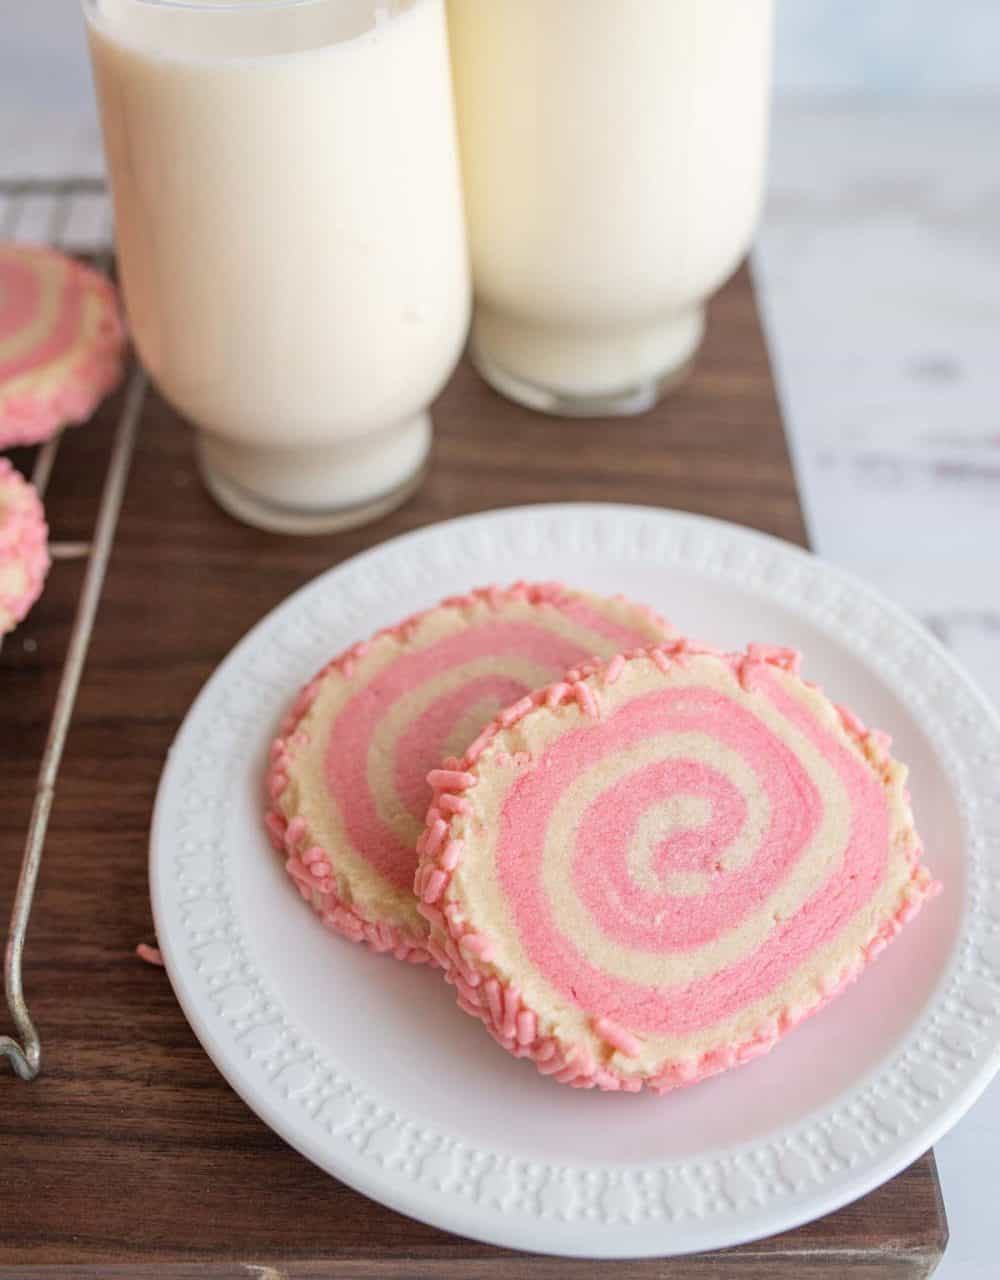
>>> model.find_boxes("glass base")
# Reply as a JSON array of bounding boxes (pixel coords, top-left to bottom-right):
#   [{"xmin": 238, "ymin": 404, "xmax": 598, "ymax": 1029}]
[
  {"xmin": 196, "ymin": 414, "xmax": 430, "ymax": 535},
  {"xmin": 470, "ymin": 306, "xmax": 705, "ymax": 418}
]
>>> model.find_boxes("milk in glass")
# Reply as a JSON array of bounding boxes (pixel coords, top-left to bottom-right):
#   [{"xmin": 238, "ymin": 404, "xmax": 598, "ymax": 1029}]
[{"xmin": 86, "ymin": 0, "xmax": 470, "ymax": 531}]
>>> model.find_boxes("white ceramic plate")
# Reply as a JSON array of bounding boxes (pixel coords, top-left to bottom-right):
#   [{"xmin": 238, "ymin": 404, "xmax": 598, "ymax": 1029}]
[{"xmin": 150, "ymin": 504, "xmax": 1000, "ymax": 1258}]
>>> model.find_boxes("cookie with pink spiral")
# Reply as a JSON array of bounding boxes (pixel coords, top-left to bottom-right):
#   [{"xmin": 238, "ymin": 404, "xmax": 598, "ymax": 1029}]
[
  {"xmin": 416, "ymin": 641, "xmax": 939, "ymax": 1092},
  {"xmin": 266, "ymin": 583, "xmax": 672, "ymax": 964},
  {"xmin": 0, "ymin": 458, "xmax": 49, "ymax": 635},
  {"xmin": 0, "ymin": 243, "xmax": 125, "ymax": 447}
]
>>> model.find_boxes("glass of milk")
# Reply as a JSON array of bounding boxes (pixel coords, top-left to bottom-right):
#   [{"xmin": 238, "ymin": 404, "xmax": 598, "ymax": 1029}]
[
  {"xmin": 447, "ymin": 0, "xmax": 774, "ymax": 417},
  {"xmin": 84, "ymin": 0, "xmax": 470, "ymax": 533}
]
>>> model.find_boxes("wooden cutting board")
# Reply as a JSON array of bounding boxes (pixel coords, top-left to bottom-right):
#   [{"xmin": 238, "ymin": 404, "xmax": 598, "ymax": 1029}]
[{"xmin": 0, "ymin": 265, "xmax": 947, "ymax": 1278}]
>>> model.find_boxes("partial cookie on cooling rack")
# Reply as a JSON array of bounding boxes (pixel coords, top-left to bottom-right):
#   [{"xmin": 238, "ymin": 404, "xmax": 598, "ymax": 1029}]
[
  {"xmin": 265, "ymin": 582, "xmax": 673, "ymax": 964},
  {"xmin": 0, "ymin": 457, "xmax": 49, "ymax": 636},
  {"xmin": 0, "ymin": 243, "xmax": 126, "ymax": 448},
  {"xmin": 416, "ymin": 641, "xmax": 939, "ymax": 1093}
]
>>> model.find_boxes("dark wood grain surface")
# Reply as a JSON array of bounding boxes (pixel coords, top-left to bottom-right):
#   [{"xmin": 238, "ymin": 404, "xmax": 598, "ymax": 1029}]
[{"xmin": 0, "ymin": 266, "xmax": 947, "ymax": 1277}]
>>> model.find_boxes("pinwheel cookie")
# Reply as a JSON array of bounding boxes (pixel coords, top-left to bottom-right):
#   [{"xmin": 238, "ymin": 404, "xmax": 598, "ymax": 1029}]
[
  {"xmin": 416, "ymin": 641, "xmax": 939, "ymax": 1092},
  {"xmin": 266, "ymin": 583, "xmax": 672, "ymax": 963},
  {"xmin": 0, "ymin": 243, "xmax": 125, "ymax": 447},
  {"xmin": 0, "ymin": 457, "xmax": 49, "ymax": 636}
]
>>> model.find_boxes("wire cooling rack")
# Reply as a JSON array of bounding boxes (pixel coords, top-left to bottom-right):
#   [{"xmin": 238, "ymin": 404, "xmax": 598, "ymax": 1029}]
[{"xmin": 1, "ymin": 177, "xmax": 147, "ymax": 1080}]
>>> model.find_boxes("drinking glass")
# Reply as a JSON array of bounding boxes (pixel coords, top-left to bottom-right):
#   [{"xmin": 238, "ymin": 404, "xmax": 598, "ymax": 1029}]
[
  {"xmin": 85, "ymin": 0, "xmax": 470, "ymax": 532},
  {"xmin": 447, "ymin": 0, "xmax": 774, "ymax": 417}
]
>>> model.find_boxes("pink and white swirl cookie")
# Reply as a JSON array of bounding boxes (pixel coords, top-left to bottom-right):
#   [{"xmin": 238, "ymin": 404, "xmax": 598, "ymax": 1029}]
[
  {"xmin": 266, "ymin": 583, "xmax": 672, "ymax": 964},
  {"xmin": 0, "ymin": 244, "xmax": 125, "ymax": 447},
  {"xmin": 0, "ymin": 457, "xmax": 49, "ymax": 635},
  {"xmin": 416, "ymin": 641, "xmax": 939, "ymax": 1092}
]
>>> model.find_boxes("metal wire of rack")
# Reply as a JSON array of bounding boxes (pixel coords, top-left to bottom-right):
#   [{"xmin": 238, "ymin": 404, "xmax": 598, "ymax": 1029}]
[{"xmin": 1, "ymin": 177, "xmax": 147, "ymax": 1080}]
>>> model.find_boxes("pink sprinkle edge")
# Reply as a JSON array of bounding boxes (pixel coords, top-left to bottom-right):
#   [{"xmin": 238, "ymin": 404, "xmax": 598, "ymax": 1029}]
[
  {"xmin": 0, "ymin": 458, "xmax": 50, "ymax": 634},
  {"xmin": 0, "ymin": 246, "xmax": 127, "ymax": 448},
  {"xmin": 413, "ymin": 641, "xmax": 940, "ymax": 1094},
  {"xmin": 264, "ymin": 582, "xmax": 673, "ymax": 967}
]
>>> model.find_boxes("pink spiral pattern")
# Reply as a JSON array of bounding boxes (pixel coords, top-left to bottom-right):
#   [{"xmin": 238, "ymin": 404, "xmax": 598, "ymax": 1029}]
[
  {"xmin": 498, "ymin": 679, "xmax": 882, "ymax": 1033},
  {"xmin": 0, "ymin": 244, "xmax": 125, "ymax": 447},
  {"xmin": 266, "ymin": 583, "xmax": 671, "ymax": 961},
  {"xmin": 418, "ymin": 644, "xmax": 939, "ymax": 1092}
]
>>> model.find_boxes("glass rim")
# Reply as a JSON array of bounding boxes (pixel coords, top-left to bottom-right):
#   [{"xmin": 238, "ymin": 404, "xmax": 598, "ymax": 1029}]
[{"xmin": 84, "ymin": 0, "xmax": 337, "ymax": 12}]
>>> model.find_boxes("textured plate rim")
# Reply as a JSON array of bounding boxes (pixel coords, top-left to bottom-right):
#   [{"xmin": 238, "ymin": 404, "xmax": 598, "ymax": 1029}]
[{"xmin": 150, "ymin": 502, "xmax": 1000, "ymax": 1257}]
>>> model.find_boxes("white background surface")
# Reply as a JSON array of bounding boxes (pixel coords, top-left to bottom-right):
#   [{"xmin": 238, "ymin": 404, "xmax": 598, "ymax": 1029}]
[{"xmin": 2, "ymin": 2, "xmax": 998, "ymax": 1273}]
